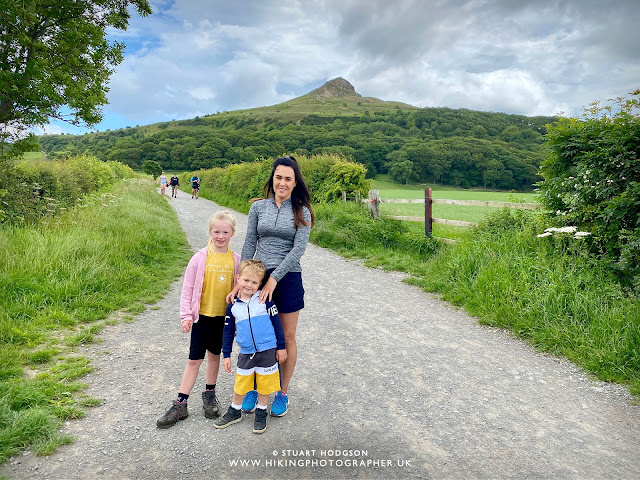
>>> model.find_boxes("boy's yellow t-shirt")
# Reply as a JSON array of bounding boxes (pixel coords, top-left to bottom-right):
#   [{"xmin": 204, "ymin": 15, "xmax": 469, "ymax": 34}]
[{"xmin": 199, "ymin": 247, "xmax": 235, "ymax": 317}]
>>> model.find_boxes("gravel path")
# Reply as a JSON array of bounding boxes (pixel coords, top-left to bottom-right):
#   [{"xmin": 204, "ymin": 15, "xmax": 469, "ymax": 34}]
[{"xmin": 3, "ymin": 192, "xmax": 640, "ymax": 480}]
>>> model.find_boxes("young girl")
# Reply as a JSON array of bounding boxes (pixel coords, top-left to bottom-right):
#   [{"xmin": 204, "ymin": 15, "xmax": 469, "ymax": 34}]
[{"xmin": 157, "ymin": 211, "xmax": 241, "ymax": 429}]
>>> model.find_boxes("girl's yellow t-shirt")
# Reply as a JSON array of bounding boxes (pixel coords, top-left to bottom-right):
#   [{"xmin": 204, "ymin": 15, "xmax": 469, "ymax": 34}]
[{"xmin": 199, "ymin": 247, "xmax": 235, "ymax": 317}]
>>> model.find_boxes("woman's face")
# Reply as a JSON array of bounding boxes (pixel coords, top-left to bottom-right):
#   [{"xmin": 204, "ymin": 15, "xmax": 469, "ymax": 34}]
[{"xmin": 273, "ymin": 165, "xmax": 296, "ymax": 203}]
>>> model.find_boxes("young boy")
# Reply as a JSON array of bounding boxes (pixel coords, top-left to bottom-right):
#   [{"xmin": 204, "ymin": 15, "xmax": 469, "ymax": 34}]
[
  {"xmin": 156, "ymin": 211, "xmax": 241, "ymax": 429},
  {"xmin": 214, "ymin": 260, "xmax": 287, "ymax": 434}
]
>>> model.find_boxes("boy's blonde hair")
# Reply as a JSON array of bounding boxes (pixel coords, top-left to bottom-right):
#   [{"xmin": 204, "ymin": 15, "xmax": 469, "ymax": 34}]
[
  {"xmin": 209, "ymin": 210, "xmax": 236, "ymax": 232},
  {"xmin": 238, "ymin": 259, "xmax": 266, "ymax": 281}
]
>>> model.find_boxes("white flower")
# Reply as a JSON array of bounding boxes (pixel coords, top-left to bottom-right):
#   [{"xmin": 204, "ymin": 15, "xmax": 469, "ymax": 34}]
[
  {"xmin": 537, "ymin": 232, "xmax": 553, "ymax": 238},
  {"xmin": 544, "ymin": 226, "xmax": 577, "ymax": 233},
  {"xmin": 574, "ymin": 231, "xmax": 591, "ymax": 238}
]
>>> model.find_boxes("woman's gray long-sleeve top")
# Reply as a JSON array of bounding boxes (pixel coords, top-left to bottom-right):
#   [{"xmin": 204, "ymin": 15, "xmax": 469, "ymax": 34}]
[{"xmin": 241, "ymin": 198, "xmax": 311, "ymax": 282}]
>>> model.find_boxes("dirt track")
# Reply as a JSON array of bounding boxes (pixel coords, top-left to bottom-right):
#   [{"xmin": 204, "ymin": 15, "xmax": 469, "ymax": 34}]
[{"xmin": 2, "ymin": 192, "xmax": 639, "ymax": 480}]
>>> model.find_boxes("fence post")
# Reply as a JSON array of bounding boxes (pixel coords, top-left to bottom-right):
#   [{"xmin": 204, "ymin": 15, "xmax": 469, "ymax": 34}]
[
  {"xmin": 368, "ymin": 189, "xmax": 381, "ymax": 219},
  {"xmin": 355, "ymin": 191, "xmax": 360, "ymax": 204},
  {"xmin": 341, "ymin": 191, "xmax": 347, "ymax": 202},
  {"xmin": 425, "ymin": 187, "xmax": 432, "ymax": 237}
]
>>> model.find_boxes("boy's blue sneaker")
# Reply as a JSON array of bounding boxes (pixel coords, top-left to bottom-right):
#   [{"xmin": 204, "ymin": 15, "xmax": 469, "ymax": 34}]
[
  {"xmin": 242, "ymin": 390, "xmax": 258, "ymax": 413},
  {"xmin": 270, "ymin": 391, "xmax": 289, "ymax": 417}
]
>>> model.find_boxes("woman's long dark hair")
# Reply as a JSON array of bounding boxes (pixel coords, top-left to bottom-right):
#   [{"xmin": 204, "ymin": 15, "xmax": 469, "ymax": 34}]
[{"xmin": 264, "ymin": 155, "xmax": 315, "ymax": 228}]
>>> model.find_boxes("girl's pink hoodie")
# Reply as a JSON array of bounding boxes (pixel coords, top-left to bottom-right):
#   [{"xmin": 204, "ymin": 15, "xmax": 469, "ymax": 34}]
[{"xmin": 179, "ymin": 247, "xmax": 241, "ymax": 324}]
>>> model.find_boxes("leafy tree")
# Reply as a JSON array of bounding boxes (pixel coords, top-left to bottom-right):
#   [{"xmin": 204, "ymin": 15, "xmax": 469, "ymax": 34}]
[
  {"xmin": 0, "ymin": 0, "xmax": 152, "ymax": 141},
  {"xmin": 142, "ymin": 159, "xmax": 161, "ymax": 178}
]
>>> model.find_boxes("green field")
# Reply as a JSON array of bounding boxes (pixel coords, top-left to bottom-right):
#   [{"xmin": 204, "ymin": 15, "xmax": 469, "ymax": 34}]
[
  {"xmin": 369, "ymin": 176, "xmax": 541, "ymax": 241},
  {"xmin": 371, "ymin": 176, "xmax": 538, "ymax": 202},
  {"xmin": 21, "ymin": 152, "xmax": 48, "ymax": 161}
]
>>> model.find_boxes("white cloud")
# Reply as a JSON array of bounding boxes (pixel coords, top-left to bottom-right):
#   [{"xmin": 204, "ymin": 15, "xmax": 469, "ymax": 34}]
[{"xmin": 39, "ymin": 0, "xmax": 640, "ymax": 133}]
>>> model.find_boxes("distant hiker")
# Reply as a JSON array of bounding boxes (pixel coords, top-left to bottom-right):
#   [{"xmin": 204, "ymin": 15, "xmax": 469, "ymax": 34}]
[
  {"xmin": 169, "ymin": 174, "xmax": 180, "ymax": 198},
  {"xmin": 156, "ymin": 211, "xmax": 241, "ymax": 429},
  {"xmin": 190, "ymin": 173, "xmax": 200, "ymax": 199},
  {"xmin": 226, "ymin": 155, "xmax": 314, "ymax": 417},
  {"xmin": 214, "ymin": 260, "xmax": 286, "ymax": 434},
  {"xmin": 159, "ymin": 171, "xmax": 167, "ymax": 195}
]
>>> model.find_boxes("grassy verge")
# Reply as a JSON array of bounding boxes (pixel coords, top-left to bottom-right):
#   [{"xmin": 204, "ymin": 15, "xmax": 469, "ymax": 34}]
[
  {"xmin": 412, "ymin": 210, "xmax": 640, "ymax": 395},
  {"xmin": 0, "ymin": 178, "xmax": 191, "ymax": 464}
]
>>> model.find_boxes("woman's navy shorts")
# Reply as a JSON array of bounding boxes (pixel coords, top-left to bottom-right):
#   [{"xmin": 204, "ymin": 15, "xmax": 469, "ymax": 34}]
[{"xmin": 268, "ymin": 270, "xmax": 304, "ymax": 314}]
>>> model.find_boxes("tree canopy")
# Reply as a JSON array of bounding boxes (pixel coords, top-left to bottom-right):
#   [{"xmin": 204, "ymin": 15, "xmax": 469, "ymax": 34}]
[
  {"xmin": 39, "ymin": 106, "xmax": 555, "ymax": 191},
  {"xmin": 0, "ymin": 0, "xmax": 152, "ymax": 143}
]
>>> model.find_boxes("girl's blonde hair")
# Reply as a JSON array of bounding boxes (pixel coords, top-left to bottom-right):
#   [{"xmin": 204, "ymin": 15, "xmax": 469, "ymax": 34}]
[{"xmin": 207, "ymin": 211, "xmax": 236, "ymax": 250}]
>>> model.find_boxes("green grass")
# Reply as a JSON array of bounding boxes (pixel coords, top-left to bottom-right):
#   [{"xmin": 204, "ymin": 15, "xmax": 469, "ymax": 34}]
[
  {"xmin": 0, "ymin": 178, "xmax": 191, "ymax": 464},
  {"xmin": 372, "ymin": 175, "xmax": 539, "ymax": 202},
  {"xmin": 410, "ymin": 210, "xmax": 640, "ymax": 394},
  {"xmin": 382, "ymin": 202, "xmax": 503, "ymax": 223},
  {"xmin": 371, "ymin": 175, "xmax": 541, "ymax": 239},
  {"xmin": 20, "ymin": 152, "xmax": 48, "ymax": 162}
]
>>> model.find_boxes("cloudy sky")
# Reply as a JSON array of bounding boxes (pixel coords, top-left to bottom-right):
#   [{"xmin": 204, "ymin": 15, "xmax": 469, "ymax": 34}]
[{"xmin": 41, "ymin": 0, "xmax": 640, "ymax": 135}]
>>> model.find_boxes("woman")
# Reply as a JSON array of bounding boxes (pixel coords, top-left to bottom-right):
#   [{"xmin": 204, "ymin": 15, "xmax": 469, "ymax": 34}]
[
  {"xmin": 229, "ymin": 155, "xmax": 314, "ymax": 417},
  {"xmin": 159, "ymin": 171, "xmax": 167, "ymax": 195}
]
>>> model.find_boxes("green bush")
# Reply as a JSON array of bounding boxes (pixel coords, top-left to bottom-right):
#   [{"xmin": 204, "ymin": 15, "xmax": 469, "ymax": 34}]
[
  {"xmin": 538, "ymin": 90, "xmax": 640, "ymax": 291},
  {"xmin": 192, "ymin": 153, "xmax": 370, "ymax": 206},
  {"xmin": 1, "ymin": 155, "xmax": 134, "ymax": 225}
]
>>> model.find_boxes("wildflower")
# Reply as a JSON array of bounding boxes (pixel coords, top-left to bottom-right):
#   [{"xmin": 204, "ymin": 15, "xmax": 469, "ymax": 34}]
[
  {"xmin": 537, "ymin": 232, "xmax": 553, "ymax": 238},
  {"xmin": 544, "ymin": 226, "xmax": 577, "ymax": 234},
  {"xmin": 574, "ymin": 231, "xmax": 591, "ymax": 239}
]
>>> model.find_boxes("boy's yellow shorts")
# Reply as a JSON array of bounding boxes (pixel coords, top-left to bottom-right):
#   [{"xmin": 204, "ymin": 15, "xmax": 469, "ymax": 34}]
[{"xmin": 234, "ymin": 348, "xmax": 280, "ymax": 396}]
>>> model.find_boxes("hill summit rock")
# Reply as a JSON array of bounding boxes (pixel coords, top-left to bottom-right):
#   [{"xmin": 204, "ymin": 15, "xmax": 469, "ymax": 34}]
[{"xmin": 309, "ymin": 77, "xmax": 362, "ymax": 101}]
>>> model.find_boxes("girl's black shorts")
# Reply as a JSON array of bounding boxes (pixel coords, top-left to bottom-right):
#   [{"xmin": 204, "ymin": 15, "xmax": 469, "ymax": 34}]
[{"xmin": 189, "ymin": 314, "xmax": 224, "ymax": 360}]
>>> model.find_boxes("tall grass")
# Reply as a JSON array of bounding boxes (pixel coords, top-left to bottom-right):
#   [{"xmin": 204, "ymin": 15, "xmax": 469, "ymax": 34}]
[
  {"xmin": 412, "ymin": 210, "xmax": 640, "ymax": 393},
  {"xmin": 0, "ymin": 178, "xmax": 191, "ymax": 463}
]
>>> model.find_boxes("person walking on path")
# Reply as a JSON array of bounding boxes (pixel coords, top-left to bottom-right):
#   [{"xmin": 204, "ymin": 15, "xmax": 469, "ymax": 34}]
[
  {"xmin": 190, "ymin": 173, "xmax": 200, "ymax": 199},
  {"xmin": 159, "ymin": 171, "xmax": 167, "ymax": 196},
  {"xmin": 227, "ymin": 155, "xmax": 314, "ymax": 417},
  {"xmin": 214, "ymin": 260, "xmax": 287, "ymax": 434},
  {"xmin": 169, "ymin": 174, "xmax": 180, "ymax": 198},
  {"xmin": 156, "ymin": 211, "xmax": 241, "ymax": 428}
]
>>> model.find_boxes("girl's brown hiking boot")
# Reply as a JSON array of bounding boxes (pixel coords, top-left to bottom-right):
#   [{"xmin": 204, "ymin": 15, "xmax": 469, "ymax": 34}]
[
  {"xmin": 202, "ymin": 389, "xmax": 220, "ymax": 418},
  {"xmin": 156, "ymin": 399, "xmax": 188, "ymax": 429}
]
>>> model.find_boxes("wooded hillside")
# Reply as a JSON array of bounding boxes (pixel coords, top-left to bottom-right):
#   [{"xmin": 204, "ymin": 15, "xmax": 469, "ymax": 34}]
[{"xmin": 37, "ymin": 78, "xmax": 556, "ymax": 191}]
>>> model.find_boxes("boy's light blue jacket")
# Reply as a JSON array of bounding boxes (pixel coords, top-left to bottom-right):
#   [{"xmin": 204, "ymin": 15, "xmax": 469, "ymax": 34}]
[{"xmin": 222, "ymin": 291, "xmax": 285, "ymax": 358}]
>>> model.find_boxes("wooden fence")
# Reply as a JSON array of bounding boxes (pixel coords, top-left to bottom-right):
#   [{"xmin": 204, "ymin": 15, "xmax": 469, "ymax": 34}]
[{"xmin": 360, "ymin": 188, "xmax": 540, "ymax": 241}]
